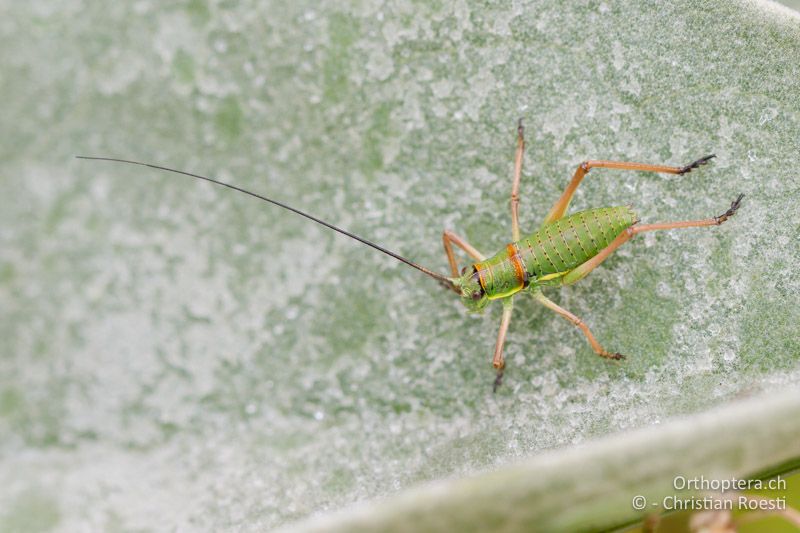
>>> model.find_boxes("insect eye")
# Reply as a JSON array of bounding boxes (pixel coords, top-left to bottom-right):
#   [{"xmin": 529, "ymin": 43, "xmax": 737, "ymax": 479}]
[{"xmin": 471, "ymin": 291, "xmax": 482, "ymax": 301}]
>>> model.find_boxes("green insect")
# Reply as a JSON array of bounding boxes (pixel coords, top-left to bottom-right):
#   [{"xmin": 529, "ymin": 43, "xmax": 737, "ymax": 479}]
[{"xmin": 78, "ymin": 120, "xmax": 743, "ymax": 391}]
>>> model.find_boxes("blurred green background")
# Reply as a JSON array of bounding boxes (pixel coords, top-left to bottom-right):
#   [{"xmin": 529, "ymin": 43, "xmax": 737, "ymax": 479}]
[
  {"xmin": 1, "ymin": 0, "xmax": 799, "ymax": 531},
  {"xmin": 626, "ymin": 471, "xmax": 800, "ymax": 533}
]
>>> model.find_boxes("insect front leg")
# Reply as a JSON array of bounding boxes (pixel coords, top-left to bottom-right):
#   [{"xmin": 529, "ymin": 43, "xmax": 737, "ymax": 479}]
[
  {"xmin": 442, "ymin": 230, "xmax": 485, "ymax": 277},
  {"xmin": 510, "ymin": 118, "xmax": 526, "ymax": 241},
  {"xmin": 542, "ymin": 154, "xmax": 716, "ymax": 225},
  {"xmin": 532, "ymin": 291, "xmax": 624, "ymax": 360},
  {"xmin": 561, "ymin": 194, "xmax": 744, "ymax": 286},
  {"xmin": 492, "ymin": 297, "xmax": 514, "ymax": 392}
]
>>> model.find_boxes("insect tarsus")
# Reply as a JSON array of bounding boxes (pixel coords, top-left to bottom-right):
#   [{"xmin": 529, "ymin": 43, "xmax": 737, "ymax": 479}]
[
  {"xmin": 714, "ymin": 193, "xmax": 745, "ymax": 224},
  {"xmin": 678, "ymin": 154, "xmax": 716, "ymax": 174}
]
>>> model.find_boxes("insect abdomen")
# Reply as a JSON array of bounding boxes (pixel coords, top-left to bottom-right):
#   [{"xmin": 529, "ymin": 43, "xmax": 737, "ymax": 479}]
[
  {"xmin": 519, "ymin": 206, "xmax": 637, "ymax": 279},
  {"xmin": 473, "ymin": 206, "xmax": 636, "ymax": 299}
]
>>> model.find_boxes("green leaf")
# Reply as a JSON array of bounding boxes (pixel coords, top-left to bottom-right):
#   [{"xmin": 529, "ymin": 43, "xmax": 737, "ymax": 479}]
[
  {"xmin": 1, "ymin": 0, "xmax": 798, "ymax": 531},
  {"xmin": 278, "ymin": 390, "xmax": 800, "ymax": 532}
]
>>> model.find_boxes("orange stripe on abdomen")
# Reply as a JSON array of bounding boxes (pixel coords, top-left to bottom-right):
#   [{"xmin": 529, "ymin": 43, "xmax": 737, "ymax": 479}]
[
  {"xmin": 474, "ymin": 261, "xmax": 488, "ymax": 291},
  {"xmin": 506, "ymin": 243, "xmax": 526, "ymax": 288}
]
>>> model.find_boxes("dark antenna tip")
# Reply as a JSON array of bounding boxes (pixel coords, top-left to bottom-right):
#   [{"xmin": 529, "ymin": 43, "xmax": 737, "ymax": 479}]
[{"xmin": 76, "ymin": 155, "xmax": 458, "ymax": 291}]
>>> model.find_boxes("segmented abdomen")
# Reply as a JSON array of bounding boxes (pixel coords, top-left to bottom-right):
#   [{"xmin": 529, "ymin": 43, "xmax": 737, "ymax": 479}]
[
  {"xmin": 473, "ymin": 206, "xmax": 636, "ymax": 299},
  {"xmin": 519, "ymin": 206, "xmax": 637, "ymax": 277}
]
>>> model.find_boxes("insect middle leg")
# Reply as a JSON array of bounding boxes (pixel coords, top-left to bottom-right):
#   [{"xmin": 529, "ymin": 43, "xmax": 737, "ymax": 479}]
[
  {"xmin": 532, "ymin": 290, "xmax": 623, "ymax": 360},
  {"xmin": 542, "ymin": 154, "xmax": 716, "ymax": 225},
  {"xmin": 492, "ymin": 297, "xmax": 514, "ymax": 392},
  {"xmin": 442, "ymin": 230, "xmax": 485, "ymax": 277},
  {"xmin": 562, "ymin": 194, "xmax": 744, "ymax": 286},
  {"xmin": 510, "ymin": 119, "xmax": 526, "ymax": 241}
]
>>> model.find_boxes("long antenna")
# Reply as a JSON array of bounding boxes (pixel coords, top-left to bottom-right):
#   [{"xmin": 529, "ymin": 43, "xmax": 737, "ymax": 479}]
[{"xmin": 76, "ymin": 156, "xmax": 457, "ymax": 290}]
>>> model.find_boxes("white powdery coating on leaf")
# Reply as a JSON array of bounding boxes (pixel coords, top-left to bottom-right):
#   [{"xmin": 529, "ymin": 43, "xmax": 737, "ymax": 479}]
[{"xmin": 0, "ymin": 0, "xmax": 799, "ymax": 532}]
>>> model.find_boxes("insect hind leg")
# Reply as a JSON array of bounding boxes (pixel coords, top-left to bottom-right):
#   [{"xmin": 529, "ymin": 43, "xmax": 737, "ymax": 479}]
[
  {"xmin": 714, "ymin": 193, "xmax": 744, "ymax": 224},
  {"xmin": 561, "ymin": 194, "xmax": 744, "ymax": 286},
  {"xmin": 542, "ymin": 154, "xmax": 716, "ymax": 226}
]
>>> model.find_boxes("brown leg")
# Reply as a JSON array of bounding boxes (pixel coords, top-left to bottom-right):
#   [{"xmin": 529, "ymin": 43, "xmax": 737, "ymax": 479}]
[
  {"xmin": 511, "ymin": 119, "xmax": 526, "ymax": 241},
  {"xmin": 492, "ymin": 298, "xmax": 514, "ymax": 392},
  {"xmin": 442, "ymin": 230, "xmax": 485, "ymax": 277},
  {"xmin": 562, "ymin": 194, "xmax": 744, "ymax": 285},
  {"xmin": 533, "ymin": 291, "xmax": 624, "ymax": 360},
  {"xmin": 542, "ymin": 154, "xmax": 716, "ymax": 225}
]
